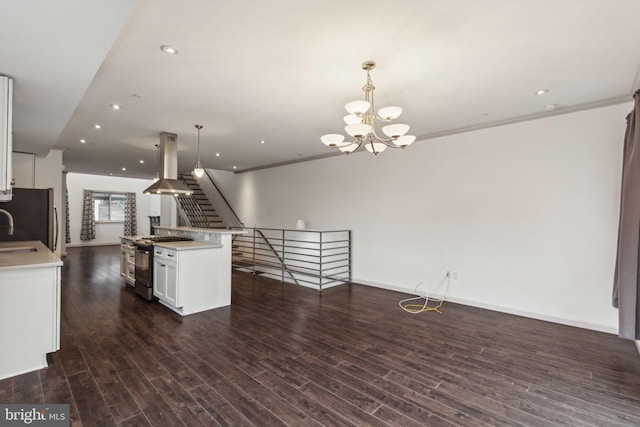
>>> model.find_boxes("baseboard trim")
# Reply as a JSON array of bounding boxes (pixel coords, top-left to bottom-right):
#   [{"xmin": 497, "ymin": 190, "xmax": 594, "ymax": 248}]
[{"xmin": 354, "ymin": 278, "xmax": 617, "ymax": 335}]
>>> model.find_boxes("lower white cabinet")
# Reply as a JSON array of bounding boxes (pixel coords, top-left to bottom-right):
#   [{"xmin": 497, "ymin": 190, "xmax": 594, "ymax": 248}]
[
  {"xmin": 153, "ymin": 248, "xmax": 177, "ymax": 305},
  {"xmin": 0, "ymin": 243, "xmax": 62, "ymax": 380},
  {"xmin": 152, "ymin": 244, "xmax": 226, "ymax": 316}
]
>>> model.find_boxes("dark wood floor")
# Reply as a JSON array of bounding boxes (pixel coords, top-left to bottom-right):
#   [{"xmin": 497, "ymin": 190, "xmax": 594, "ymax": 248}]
[{"xmin": 1, "ymin": 246, "xmax": 639, "ymax": 426}]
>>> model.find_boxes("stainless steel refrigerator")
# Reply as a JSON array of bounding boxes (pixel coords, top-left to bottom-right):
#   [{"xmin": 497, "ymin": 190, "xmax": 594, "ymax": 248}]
[{"xmin": 0, "ymin": 187, "xmax": 57, "ymax": 251}]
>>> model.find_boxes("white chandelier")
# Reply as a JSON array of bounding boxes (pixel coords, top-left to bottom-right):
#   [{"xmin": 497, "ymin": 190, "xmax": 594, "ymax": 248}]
[{"xmin": 321, "ymin": 60, "xmax": 415, "ymax": 155}]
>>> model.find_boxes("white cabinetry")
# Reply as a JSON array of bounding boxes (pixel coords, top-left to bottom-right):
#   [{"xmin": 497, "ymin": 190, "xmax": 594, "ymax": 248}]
[
  {"xmin": 0, "ymin": 76, "xmax": 13, "ymax": 200},
  {"xmin": 153, "ymin": 244, "xmax": 225, "ymax": 316},
  {"xmin": 153, "ymin": 247, "xmax": 177, "ymax": 305},
  {"xmin": 0, "ymin": 241, "xmax": 62, "ymax": 380}
]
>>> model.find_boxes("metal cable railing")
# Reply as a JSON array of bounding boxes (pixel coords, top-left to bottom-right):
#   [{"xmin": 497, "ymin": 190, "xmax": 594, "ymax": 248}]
[
  {"xmin": 176, "ymin": 175, "xmax": 210, "ymax": 228},
  {"xmin": 231, "ymin": 227, "xmax": 351, "ymax": 291}
]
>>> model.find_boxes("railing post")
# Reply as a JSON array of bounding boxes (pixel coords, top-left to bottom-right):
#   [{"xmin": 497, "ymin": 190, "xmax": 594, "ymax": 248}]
[
  {"xmin": 252, "ymin": 227, "xmax": 256, "ymax": 275},
  {"xmin": 281, "ymin": 229, "xmax": 285, "ymax": 283},
  {"xmin": 319, "ymin": 231, "xmax": 323, "ymax": 291},
  {"xmin": 348, "ymin": 230, "xmax": 352, "ymax": 283}
]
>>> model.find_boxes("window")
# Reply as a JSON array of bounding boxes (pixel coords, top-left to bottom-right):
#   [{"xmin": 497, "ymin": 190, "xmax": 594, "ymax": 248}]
[{"xmin": 94, "ymin": 192, "xmax": 126, "ymax": 222}]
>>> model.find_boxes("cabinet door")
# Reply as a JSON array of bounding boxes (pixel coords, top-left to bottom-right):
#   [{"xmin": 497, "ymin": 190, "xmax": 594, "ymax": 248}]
[
  {"xmin": 153, "ymin": 260, "xmax": 167, "ymax": 299},
  {"xmin": 165, "ymin": 262, "xmax": 178, "ymax": 306}
]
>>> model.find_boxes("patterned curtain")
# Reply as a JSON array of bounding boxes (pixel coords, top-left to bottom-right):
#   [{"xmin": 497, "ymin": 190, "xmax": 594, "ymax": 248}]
[
  {"xmin": 65, "ymin": 186, "xmax": 71, "ymax": 244},
  {"xmin": 124, "ymin": 192, "xmax": 137, "ymax": 236},
  {"xmin": 80, "ymin": 190, "xmax": 95, "ymax": 241}
]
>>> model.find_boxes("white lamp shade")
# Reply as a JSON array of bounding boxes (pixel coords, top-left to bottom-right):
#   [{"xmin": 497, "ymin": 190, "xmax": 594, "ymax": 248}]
[
  {"xmin": 378, "ymin": 106, "xmax": 403, "ymax": 120},
  {"xmin": 321, "ymin": 134, "xmax": 345, "ymax": 146},
  {"xmin": 193, "ymin": 159, "xmax": 205, "ymax": 177},
  {"xmin": 345, "ymin": 123, "xmax": 372, "ymax": 138},
  {"xmin": 338, "ymin": 143, "xmax": 359, "ymax": 154},
  {"xmin": 382, "ymin": 123, "xmax": 410, "ymax": 138},
  {"xmin": 345, "ymin": 100, "xmax": 370, "ymax": 115},
  {"xmin": 364, "ymin": 142, "xmax": 387, "ymax": 154},
  {"xmin": 393, "ymin": 135, "xmax": 416, "ymax": 147},
  {"xmin": 343, "ymin": 114, "xmax": 362, "ymax": 125}
]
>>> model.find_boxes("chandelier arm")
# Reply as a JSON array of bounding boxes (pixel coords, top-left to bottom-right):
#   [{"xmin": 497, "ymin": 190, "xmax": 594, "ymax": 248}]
[
  {"xmin": 370, "ymin": 129, "xmax": 394, "ymax": 143},
  {"xmin": 369, "ymin": 131, "xmax": 405, "ymax": 149},
  {"xmin": 381, "ymin": 141, "xmax": 405, "ymax": 149},
  {"xmin": 335, "ymin": 139, "xmax": 358, "ymax": 148}
]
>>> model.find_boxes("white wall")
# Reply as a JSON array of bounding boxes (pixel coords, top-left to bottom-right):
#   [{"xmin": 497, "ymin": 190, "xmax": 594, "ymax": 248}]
[
  {"xmin": 224, "ymin": 103, "xmax": 630, "ymax": 334},
  {"xmin": 67, "ymin": 173, "xmax": 156, "ymax": 246}
]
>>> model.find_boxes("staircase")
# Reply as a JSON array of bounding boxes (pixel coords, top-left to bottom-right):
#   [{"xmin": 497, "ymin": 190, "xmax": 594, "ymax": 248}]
[{"xmin": 176, "ymin": 173, "xmax": 225, "ymax": 228}]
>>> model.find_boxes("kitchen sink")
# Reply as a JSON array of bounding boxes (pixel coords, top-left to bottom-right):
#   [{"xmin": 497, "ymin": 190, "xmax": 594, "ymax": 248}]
[{"xmin": 0, "ymin": 246, "xmax": 38, "ymax": 254}]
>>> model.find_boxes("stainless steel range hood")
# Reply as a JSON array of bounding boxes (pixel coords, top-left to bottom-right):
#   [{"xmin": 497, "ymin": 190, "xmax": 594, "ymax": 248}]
[{"xmin": 143, "ymin": 132, "xmax": 193, "ymax": 195}]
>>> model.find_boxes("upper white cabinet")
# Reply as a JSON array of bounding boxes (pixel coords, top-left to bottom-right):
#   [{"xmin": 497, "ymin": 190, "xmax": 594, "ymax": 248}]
[{"xmin": 0, "ymin": 76, "xmax": 13, "ymax": 200}]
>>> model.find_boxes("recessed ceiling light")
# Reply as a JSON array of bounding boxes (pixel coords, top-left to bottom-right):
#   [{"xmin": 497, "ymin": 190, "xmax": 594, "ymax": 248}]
[
  {"xmin": 535, "ymin": 89, "xmax": 549, "ymax": 95},
  {"xmin": 543, "ymin": 103, "xmax": 558, "ymax": 111},
  {"xmin": 215, "ymin": 153, "xmax": 220, "ymax": 157},
  {"xmin": 80, "ymin": 139, "xmax": 86, "ymax": 143},
  {"xmin": 260, "ymin": 140, "xmax": 265, "ymax": 144},
  {"xmin": 111, "ymin": 103, "xmax": 121, "ymax": 110},
  {"xmin": 109, "ymin": 173, "xmax": 113, "ymax": 176},
  {"xmin": 139, "ymin": 160, "xmax": 144, "ymax": 164},
  {"xmin": 121, "ymin": 167, "xmax": 126, "ymax": 171},
  {"xmin": 160, "ymin": 45, "xmax": 178, "ymax": 54},
  {"xmin": 93, "ymin": 124, "xmax": 101, "ymax": 129},
  {"xmin": 232, "ymin": 166, "xmax": 237, "ymax": 170}
]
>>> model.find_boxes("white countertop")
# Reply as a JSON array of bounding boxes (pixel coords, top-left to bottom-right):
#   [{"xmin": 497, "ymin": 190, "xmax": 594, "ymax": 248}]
[
  {"xmin": 154, "ymin": 241, "xmax": 223, "ymax": 251},
  {"xmin": 0, "ymin": 240, "xmax": 63, "ymax": 271},
  {"xmin": 154, "ymin": 226, "xmax": 246, "ymax": 235}
]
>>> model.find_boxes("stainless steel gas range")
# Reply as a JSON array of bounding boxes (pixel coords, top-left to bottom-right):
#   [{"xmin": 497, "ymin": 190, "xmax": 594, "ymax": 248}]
[{"xmin": 132, "ymin": 236, "xmax": 193, "ymax": 300}]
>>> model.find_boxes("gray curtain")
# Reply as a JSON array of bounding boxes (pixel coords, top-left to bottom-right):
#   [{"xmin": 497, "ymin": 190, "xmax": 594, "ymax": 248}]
[
  {"xmin": 124, "ymin": 192, "xmax": 137, "ymax": 236},
  {"xmin": 80, "ymin": 190, "xmax": 95, "ymax": 241},
  {"xmin": 613, "ymin": 90, "xmax": 640, "ymax": 340}
]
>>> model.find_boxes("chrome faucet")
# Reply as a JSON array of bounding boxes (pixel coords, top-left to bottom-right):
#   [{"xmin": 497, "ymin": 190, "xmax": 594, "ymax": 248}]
[{"xmin": 0, "ymin": 209, "xmax": 14, "ymax": 235}]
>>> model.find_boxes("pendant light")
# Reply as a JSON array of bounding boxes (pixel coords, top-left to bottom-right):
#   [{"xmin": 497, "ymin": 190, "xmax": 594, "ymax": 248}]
[{"xmin": 193, "ymin": 124, "xmax": 204, "ymax": 178}]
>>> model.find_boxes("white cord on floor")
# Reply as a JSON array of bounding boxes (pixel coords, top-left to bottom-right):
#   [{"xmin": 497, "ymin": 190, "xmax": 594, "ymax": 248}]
[{"xmin": 398, "ymin": 275, "xmax": 452, "ymax": 314}]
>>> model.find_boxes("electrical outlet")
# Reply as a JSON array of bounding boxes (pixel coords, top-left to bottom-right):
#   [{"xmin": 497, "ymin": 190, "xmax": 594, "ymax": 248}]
[{"xmin": 447, "ymin": 270, "xmax": 459, "ymax": 280}]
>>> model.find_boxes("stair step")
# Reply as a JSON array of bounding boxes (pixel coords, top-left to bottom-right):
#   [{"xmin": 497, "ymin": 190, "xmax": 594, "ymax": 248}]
[{"xmin": 175, "ymin": 174, "xmax": 236, "ymax": 229}]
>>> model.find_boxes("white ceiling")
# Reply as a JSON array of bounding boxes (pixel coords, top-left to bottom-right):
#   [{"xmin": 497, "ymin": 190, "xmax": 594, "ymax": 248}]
[{"xmin": 3, "ymin": 0, "xmax": 640, "ymax": 178}]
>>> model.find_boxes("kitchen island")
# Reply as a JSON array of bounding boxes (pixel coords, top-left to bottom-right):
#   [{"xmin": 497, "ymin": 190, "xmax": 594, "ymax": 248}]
[
  {"xmin": 0, "ymin": 240, "xmax": 62, "ymax": 380},
  {"xmin": 122, "ymin": 227, "xmax": 245, "ymax": 316},
  {"xmin": 153, "ymin": 240, "xmax": 225, "ymax": 315}
]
